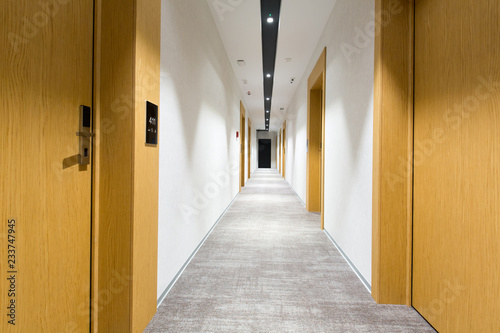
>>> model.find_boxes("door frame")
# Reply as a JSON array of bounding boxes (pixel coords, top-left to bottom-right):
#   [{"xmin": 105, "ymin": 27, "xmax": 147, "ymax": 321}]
[
  {"xmin": 279, "ymin": 129, "xmax": 282, "ymax": 174},
  {"xmin": 282, "ymin": 121, "xmax": 286, "ymax": 179},
  {"xmin": 248, "ymin": 118, "xmax": 251, "ymax": 179},
  {"xmin": 239, "ymin": 101, "xmax": 246, "ymax": 191},
  {"xmin": 306, "ymin": 49, "xmax": 326, "ymax": 230},
  {"xmin": 92, "ymin": 0, "xmax": 161, "ymax": 331},
  {"xmin": 372, "ymin": 0, "xmax": 414, "ymax": 305}
]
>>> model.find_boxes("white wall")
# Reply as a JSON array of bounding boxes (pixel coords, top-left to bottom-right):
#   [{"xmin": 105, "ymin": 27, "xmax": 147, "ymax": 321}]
[
  {"xmin": 284, "ymin": 0, "xmax": 374, "ymax": 285},
  {"xmin": 249, "ymin": 126, "xmax": 258, "ymax": 175},
  {"xmin": 256, "ymin": 131, "xmax": 277, "ymax": 169},
  {"xmin": 158, "ymin": 0, "xmax": 250, "ymax": 299}
]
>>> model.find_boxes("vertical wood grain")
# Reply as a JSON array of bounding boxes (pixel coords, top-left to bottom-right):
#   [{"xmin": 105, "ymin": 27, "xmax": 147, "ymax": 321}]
[
  {"xmin": 282, "ymin": 121, "xmax": 286, "ymax": 179},
  {"xmin": 306, "ymin": 49, "xmax": 326, "ymax": 215},
  {"xmin": 413, "ymin": 0, "xmax": 500, "ymax": 331},
  {"xmin": 131, "ymin": 0, "xmax": 161, "ymax": 332},
  {"xmin": 0, "ymin": 1, "xmax": 93, "ymax": 331},
  {"xmin": 307, "ymin": 90, "xmax": 322, "ymax": 212},
  {"xmin": 372, "ymin": 0, "xmax": 413, "ymax": 304},
  {"xmin": 279, "ymin": 129, "xmax": 282, "ymax": 174},
  {"xmin": 248, "ymin": 119, "xmax": 251, "ymax": 179},
  {"xmin": 405, "ymin": 0, "xmax": 415, "ymax": 307},
  {"xmin": 96, "ymin": 0, "xmax": 135, "ymax": 331},
  {"xmin": 92, "ymin": 1, "xmax": 102, "ymax": 331},
  {"xmin": 240, "ymin": 102, "xmax": 246, "ymax": 190},
  {"xmin": 94, "ymin": 0, "xmax": 160, "ymax": 331}
]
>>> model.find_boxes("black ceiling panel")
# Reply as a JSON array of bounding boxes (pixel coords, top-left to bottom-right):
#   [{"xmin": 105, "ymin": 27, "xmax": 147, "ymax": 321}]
[{"xmin": 260, "ymin": 0, "xmax": 281, "ymax": 130}]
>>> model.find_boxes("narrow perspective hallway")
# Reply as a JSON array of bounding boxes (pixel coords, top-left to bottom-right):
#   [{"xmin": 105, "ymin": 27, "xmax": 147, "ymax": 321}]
[{"xmin": 146, "ymin": 170, "xmax": 435, "ymax": 332}]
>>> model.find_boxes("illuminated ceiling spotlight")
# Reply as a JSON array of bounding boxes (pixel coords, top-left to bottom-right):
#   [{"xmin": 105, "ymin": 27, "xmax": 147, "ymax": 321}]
[
  {"xmin": 266, "ymin": 73, "xmax": 271, "ymax": 78},
  {"xmin": 267, "ymin": 14, "xmax": 274, "ymax": 23},
  {"xmin": 266, "ymin": 110, "xmax": 269, "ymax": 113},
  {"xmin": 266, "ymin": 97, "xmax": 270, "ymax": 101}
]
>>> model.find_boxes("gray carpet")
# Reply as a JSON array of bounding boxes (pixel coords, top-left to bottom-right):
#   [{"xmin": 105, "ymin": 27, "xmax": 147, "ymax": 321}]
[{"xmin": 146, "ymin": 169, "xmax": 435, "ymax": 332}]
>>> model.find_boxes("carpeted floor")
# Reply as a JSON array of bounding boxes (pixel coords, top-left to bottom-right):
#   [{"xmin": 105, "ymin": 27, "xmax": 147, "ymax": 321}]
[{"xmin": 145, "ymin": 169, "xmax": 435, "ymax": 333}]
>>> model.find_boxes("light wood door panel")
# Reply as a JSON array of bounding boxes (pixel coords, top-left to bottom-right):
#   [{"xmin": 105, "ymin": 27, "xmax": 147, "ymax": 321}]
[
  {"xmin": 413, "ymin": 0, "xmax": 500, "ymax": 331},
  {"xmin": 1, "ymin": 1, "xmax": 93, "ymax": 331},
  {"xmin": 307, "ymin": 90, "xmax": 322, "ymax": 212},
  {"xmin": 282, "ymin": 121, "xmax": 286, "ymax": 178},
  {"xmin": 240, "ymin": 102, "xmax": 245, "ymax": 190},
  {"xmin": 248, "ymin": 119, "xmax": 251, "ymax": 178},
  {"xmin": 279, "ymin": 129, "xmax": 281, "ymax": 173}
]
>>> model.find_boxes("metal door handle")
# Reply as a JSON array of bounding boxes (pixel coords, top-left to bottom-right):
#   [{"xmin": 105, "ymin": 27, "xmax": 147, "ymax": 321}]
[{"xmin": 78, "ymin": 105, "xmax": 93, "ymax": 165}]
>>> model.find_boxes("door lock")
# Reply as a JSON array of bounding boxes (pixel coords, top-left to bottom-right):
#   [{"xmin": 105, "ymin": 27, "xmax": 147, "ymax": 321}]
[{"xmin": 76, "ymin": 105, "xmax": 94, "ymax": 165}]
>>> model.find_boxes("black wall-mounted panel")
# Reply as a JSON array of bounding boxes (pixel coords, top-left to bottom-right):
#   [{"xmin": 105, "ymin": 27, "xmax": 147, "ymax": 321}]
[{"xmin": 146, "ymin": 101, "xmax": 158, "ymax": 145}]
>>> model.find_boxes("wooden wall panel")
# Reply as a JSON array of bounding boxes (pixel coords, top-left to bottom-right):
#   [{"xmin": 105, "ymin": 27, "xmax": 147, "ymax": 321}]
[
  {"xmin": 306, "ymin": 49, "xmax": 326, "ymax": 218},
  {"xmin": 248, "ymin": 119, "xmax": 251, "ymax": 179},
  {"xmin": 307, "ymin": 90, "xmax": 322, "ymax": 212},
  {"xmin": 276, "ymin": 135, "xmax": 278, "ymax": 169},
  {"xmin": 240, "ymin": 102, "xmax": 246, "ymax": 190},
  {"xmin": 282, "ymin": 121, "xmax": 286, "ymax": 179},
  {"xmin": 94, "ymin": 0, "xmax": 160, "ymax": 332},
  {"xmin": 95, "ymin": 0, "xmax": 135, "ymax": 331},
  {"xmin": 279, "ymin": 129, "xmax": 282, "ymax": 173},
  {"xmin": 413, "ymin": 0, "xmax": 500, "ymax": 331},
  {"xmin": 372, "ymin": 0, "xmax": 413, "ymax": 304},
  {"xmin": 131, "ymin": 0, "xmax": 161, "ymax": 331}
]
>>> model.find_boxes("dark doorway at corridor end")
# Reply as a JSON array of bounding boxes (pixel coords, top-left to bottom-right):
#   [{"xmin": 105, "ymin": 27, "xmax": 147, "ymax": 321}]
[{"xmin": 258, "ymin": 139, "xmax": 272, "ymax": 168}]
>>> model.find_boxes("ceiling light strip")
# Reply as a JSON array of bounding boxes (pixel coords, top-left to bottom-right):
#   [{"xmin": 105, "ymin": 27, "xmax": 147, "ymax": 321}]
[{"xmin": 260, "ymin": 0, "xmax": 281, "ymax": 131}]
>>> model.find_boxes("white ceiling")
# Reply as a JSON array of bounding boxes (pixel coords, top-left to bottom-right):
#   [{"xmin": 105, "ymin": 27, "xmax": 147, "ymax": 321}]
[{"xmin": 207, "ymin": 0, "xmax": 336, "ymax": 132}]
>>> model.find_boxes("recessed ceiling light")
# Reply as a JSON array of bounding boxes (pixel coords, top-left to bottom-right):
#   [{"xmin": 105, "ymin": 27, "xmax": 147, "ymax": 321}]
[
  {"xmin": 267, "ymin": 15, "xmax": 274, "ymax": 23},
  {"xmin": 266, "ymin": 110, "xmax": 269, "ymax": 113},
  {"xmin": 266, "ymin": 97, "xmax": 270, "ymax": 101},
  {"xmin": 266, "ymin": 74, "xmax": 271, "ymax": 78},
  {"xmin": 266, "ymin": 119, "xmax": 269, "ymax": 121}
]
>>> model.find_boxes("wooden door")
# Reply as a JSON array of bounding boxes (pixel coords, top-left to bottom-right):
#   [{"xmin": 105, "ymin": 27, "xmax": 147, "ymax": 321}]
[
  {"xmin": 282, "ymin": 121, "xmax": 286, "ymax": 178},
  {"xmin": 248, "ymin": 119, "xmax": 251, "ymax": 179},
  {"xmin": 239, "ymin": 102, "xmax": 246, "ymax": 190},
  {"xmin": 1, "ymin": 1, "xmax": 94, "ymax": 331},
  {"xmin": 276, "ymin": 135, "xmax": 278, "ymax": 169},
  {"xmin": 279, "ymin": 129, "xmax": 282, "ymax": 173},
  {"xmin": 413, "ymin": 0, "xmax": 500, "ymax": 331}
]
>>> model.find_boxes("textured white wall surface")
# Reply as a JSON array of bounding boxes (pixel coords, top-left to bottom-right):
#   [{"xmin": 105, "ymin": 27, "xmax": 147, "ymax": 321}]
[
  {"xmin": 284, "ymin": 0, "xmax": 374, "ymax": 284},
  {"xmin": 157, "ymin": 0, "xmax": 253, "ymax": 299}
]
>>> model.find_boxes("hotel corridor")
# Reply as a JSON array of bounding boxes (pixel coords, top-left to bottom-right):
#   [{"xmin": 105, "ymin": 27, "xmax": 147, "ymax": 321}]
[{"xmin": 146, "ymin": 170, "xmax": 434, "ymax": 332}]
